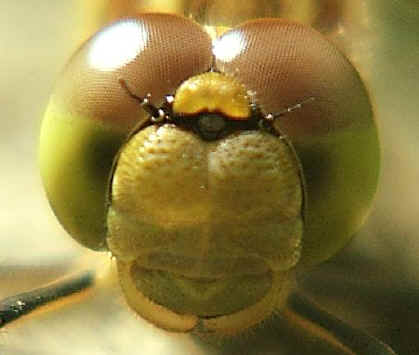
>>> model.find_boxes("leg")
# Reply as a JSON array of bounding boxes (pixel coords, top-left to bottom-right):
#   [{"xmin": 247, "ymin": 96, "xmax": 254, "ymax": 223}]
[
  {"xmin": 0, "ymin": 271, "xmax": 94, "ymax": 328},
  {"xmin": 280, "ymin": 292, "xmax": 397, "ymax": 355}
]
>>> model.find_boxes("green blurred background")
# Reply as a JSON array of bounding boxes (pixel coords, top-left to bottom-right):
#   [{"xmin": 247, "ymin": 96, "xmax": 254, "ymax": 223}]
[{"xmin": 0, "ymin": 0, "xmax": 418, "ymax": 354}]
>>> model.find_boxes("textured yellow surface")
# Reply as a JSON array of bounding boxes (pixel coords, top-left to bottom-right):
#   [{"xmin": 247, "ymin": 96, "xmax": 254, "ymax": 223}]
[{"xmin": 108, "ymin": 126, "xmax": 302, "ymax": 331}]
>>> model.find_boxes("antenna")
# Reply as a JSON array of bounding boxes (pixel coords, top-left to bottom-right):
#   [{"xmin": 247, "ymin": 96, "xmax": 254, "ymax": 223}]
[
  {"xmin": 265, "ymin": 97, "xmax": 315, "ymax": 122},
  {"xmin": 119, "ymin": 78, "xmax": 165, "ymax": 122}
]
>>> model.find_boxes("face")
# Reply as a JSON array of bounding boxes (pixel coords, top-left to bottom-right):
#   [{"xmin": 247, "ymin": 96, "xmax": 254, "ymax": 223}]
[
  {"xmin": 39, "ymin": 13, "xmax": 379, "ymax": 335},
  {"xmin": 107, "ymin": 71, "xmax": 303, "ymax": 334}
]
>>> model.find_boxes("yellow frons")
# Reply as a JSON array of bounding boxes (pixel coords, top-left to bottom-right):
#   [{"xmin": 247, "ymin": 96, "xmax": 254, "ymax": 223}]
[{"xmin": 173, "ymin": 72, "xmax": 251, "ymax": 120}]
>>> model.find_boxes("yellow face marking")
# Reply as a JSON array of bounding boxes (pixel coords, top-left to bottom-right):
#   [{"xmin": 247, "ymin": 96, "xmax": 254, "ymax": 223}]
[
  {"xmin": 107, "ymin": 124, "xmax": 303, "ymax": 334},
  {"xmin": 172, "ymin": 72, "xmax": 251, "ymax": 119}
]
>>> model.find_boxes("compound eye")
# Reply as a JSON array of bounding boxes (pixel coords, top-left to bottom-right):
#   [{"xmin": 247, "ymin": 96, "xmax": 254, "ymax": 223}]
[
  {"xmin": 214, "ymin": 20, "xmax": 379, "ymax": 266},
  {"xmin": 40, "ymin": 14, "xmax": 212, "ymax": 250}
]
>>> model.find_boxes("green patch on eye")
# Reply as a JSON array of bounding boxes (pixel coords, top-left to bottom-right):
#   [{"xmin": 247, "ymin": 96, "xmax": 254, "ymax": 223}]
[{"xmin": 40, "ymin": 99, "xmax": 125, "ymax": 250}]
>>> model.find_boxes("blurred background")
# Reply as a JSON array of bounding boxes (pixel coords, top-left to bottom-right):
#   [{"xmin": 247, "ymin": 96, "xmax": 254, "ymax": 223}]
[{"xmin": 0, "ymin": 0, "xmax": 418, "ymax": 354}]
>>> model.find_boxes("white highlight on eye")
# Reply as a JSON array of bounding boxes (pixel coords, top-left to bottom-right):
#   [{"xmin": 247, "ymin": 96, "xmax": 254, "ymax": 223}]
[
  {"xmin": 212, "ymin": 31, "xmax": 245, "ymax": 62},
  {"xmin": 88, "ymin": 20, "xmax": 148, "ymax": 71}
]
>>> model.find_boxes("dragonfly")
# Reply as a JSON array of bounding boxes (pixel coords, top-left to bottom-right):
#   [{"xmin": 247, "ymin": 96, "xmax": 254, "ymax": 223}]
[{"xmin": 0, "ymin": 1, "xmax": 405, "ymax": 354}]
